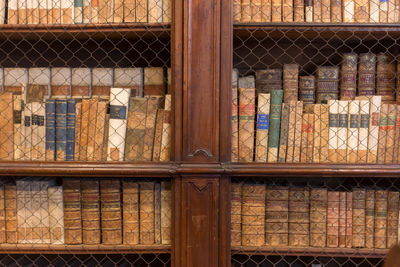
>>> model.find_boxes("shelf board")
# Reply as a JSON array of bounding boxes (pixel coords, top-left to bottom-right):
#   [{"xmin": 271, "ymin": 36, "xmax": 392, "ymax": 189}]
[
  {"xmin": 231, "ymin": 246, "xmax": 388, "ymax": 258},
  {"xmin": 0, "ymin": 244, "xmax": 170, "ymax": 254}
]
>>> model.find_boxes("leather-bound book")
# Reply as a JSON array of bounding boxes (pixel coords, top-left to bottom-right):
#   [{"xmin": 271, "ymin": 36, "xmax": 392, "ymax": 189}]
[
  {"xmin": 337, "ymin": 100, "xmax": 348, "ymax": 163},
  {"xmin": 81, "ymin": 179, "xmax": 100, "ymax": 244},
  {"xmin": 152, "ymin": 109, "xmax": 165, "ymax": 161},
  {"xmin": 144, "ymin": 68, "xmax": 164, "ymax": 96},
  {"xmin": 14, "ymin": 95, "xmax": 23, "ymax": 161},
  {"xmin": 266, "ymin": 186, "xmax": 289, "ymax": 246},
  {"xmin": 92, "ymin": 68, "xmax": 112, "ymax": 98},
  {"xmin": 321, "ymin": 0, "xmax": 331, "ymax": 21},
  {"xmin": 293, "ymin": 101, "xmax": 304, "ymax": 162},
  {"xmin": 345, "ymin": 192, "xmax": 352, "ymax": 248},
  {"xmin": 5, "ymin": 185, "xmax": 17, "ymax": 244},
  {"xmin": 136, "ymin": 0, "xmax": 147, "ymax": 22},
  {"xmin": 310, "ymin": 188, "xmax": 327, "ymax": 247},
  {"xmin": 368, "ymin": 96, "xmax": 382, "ymax": 163},
  {"xmin": 377, "ymin": 104, "xmax": 389, "ymax": 164},
  {"xmin": 320, "ymin": 104, "xmax": 330, "ymax": 162},
  {"xmin": 255, "ymin": 93, "xmax": 271, "ymax": 162},
  {"xmin": 314, "ymin": 0, "xmax": 322, "ymax": 21},
  {"xmin": 233, "ymin": 0, "xmax": 242, "ymax": 21},
  {"xmin": 374, "ymin": 190, "xmax": 388, "ymax": 249},
  {"xmin": 327, "ymin": 191, "xmax": 340, "ymax": 247},
  {"xmin": 71, "ymin": 68, "xmax": 90, "ymax": 98},
  {"xmin": 31, "ymin": 101, "xmax": 46, "ymax": 161},
  {"xmin": 397, "ymin": 57, "xmax": 400, "ymax": 103},
  {"xmin": 101, "ymin": 180, "xmax": 122, "ymax": 245},
  {"xmin": 283, "ymin": 64, "xmax": 299, "ymax": 103},
  {"xmin": 140, "ymin": 182, "xmax": 155, "ymax": 244},
  {"xmin": 358, "ymin": 53, "xmax": 376, "ymax": 97},
  {"xmin": 241, "ymin": 0, "xmax": 252, "ymax": 22},
  {"xmin": 122, "ymin": 181, "xmax": 139, "ymax": 245},
  {"xmin": 286, "ymin": 101, "xmax": 297, "ymax": 162},
  {"xmin": 358, "ymin": 100, "xmax": 370, "ymax": 162},
  {"xmin": 86, "ymin": 99, "xmax": 98, "ymax": 161},
  {"xmin": 299, "ymin": 76, "xmax": 316, "ymax": 107},
  {"xmin": 252, "ymin": 0, "xmax": 262, "ymax": 22},
  {"xmin": 278, "ymin": 103, "xmax": 289, "ymax": 162},
  {"xmin": 370, "ymin": 0, "xmax": 379, "ymax": 22},
  {"xmin": 340, "ymin": 53, "xmax": 358, "ymax": 100},
  {"xmin": 388, "ymin": 0, "xmax": 396, "ymax": 22},
  {"xmin": 294, "ymin": 0, "xmax": 304, "ymax": 21},
  {"xmin": 313, "ymin": 104, "xmax": 321, "ymax": 163},
  {"xmin": 232, "ymin": 70, "xmax": 239, "ymax": 162},
  {"xmin": 316, "ymin": 66, "xmax": 339, "ymax": 104},
  {"xmin": 365, "ymin": 190, "xmax": 375, "ymax": 248},
  {"xmin": 93, "ymin": 101, "xmax": 107, "ymax": 162},
  {"xmin": 48, "ymin": 186, "xmax": 64, "ymax": 244},
  {"xmin": 300, "ymin": 113, "xmax": 309, "ymax": 163},
  {"xmin": 387, "ymin": 191, "xmax": 399, "ymax": 247},
  {"xmin": 160, "ymin": 94, "xmax": 172, "ymax": 162},
  {"xmin": 355, "ymin": 0, "xmax": 369, "ymax": 22},
  {"xmin": 45, "ymin": 99, "xmax": 56, "ymax": 161},
  {"xmin": 380, "ymin": 0, "xmax": 388, "ymax": 22},
  {"xmin": 255, "ymin": 69, "xmax": 282, "ymax": 94},
  {"xmin": 0, "ymin": 93, "xmax": 13, "ymax": 160},
  {"xmin": 63, "ymin": 179, "xmax": 82, "ymax": 244},
  {"xmin": 0, "ymin": 186, "xmax": 5, "ymax": 243},
  {"xmin": 339, "ymin": 192, "xmax": 346, "ymax": 247},
  {"xmin": 289, "ymin": 187, "xmax": 310, "ymax": 247},
  {"xmin": 55, "ymin": 99, "xmax": 67, "ymax": 161},
  {"xmin": 283, "ymin": 0, "xmax": 294, "ymax": 21},
  {"xmin": 160, "ymin": 181, "xmax": 171, "ymax": 245},
  {"xmin": 385, "ymin": 104, "xmax": 396, "ymax": 163},
  {"xmin": 242, "ymin": 183, "xmax": 265, "ymax": 246},
  {"xmin": 154, "ymin": 182, "xmax": 161, "ymax": 244},
  {"xmin": 267, "ymin": 90, "xmax": 283, "ymax": 162},
  {"xmin": 39, "ymin": 181, "xmax": 50, "ymax": 244},
  {"xmin": 331, "ymin": 0, "xmax": 342, "ymax": 21},
  {"xmin": 271, "ymin": 0, "xmax": 282, "ymax": 21},
  {"xmin": 377, "ymin": 53, "xmax": 395, "ymax": 102},
  {"xmin": 125, "ymin": 97, "xmax": 148, "ymax": 161},
  {"xmin": 305, "ymin": 0, "xmax": 313, "ymax": 21},
  {"xmin": 262, "ymin": 0, "xmax": 272, "ymax": 21},
  {"xmin": 66, "ymin": 99, "xmax": 76, "ymax": 161},
  {"xmin": 16, "ymin": 180, "xmax": 28, "ymax": 243},
  {"xmin": 347, "ymin": 100, "xmax": 359, "ymax": 163},
  {"xmin": 352, "ymin": 188, "xmax": 366, "ymax": 248},
  {"xmin": 31, "ymin": 181, "xmax": 41, "ymax": 243},
  {"xmin": 328, "ymin": 100, "xmax": 339, "ymax": 163}
]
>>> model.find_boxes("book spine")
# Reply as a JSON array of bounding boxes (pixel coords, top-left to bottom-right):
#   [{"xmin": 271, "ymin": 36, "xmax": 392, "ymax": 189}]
[
  {"xmin": 5, "ymin": 185, "xmax": 17, "ymax": 244},
  {"xmin": 255, "ymin": 93, "xmax": 271, "ymax": 162},
  {"xmin": 377, "ymin": 53, "xmax": 396, "ymax": 102},
  {"xmin": 154, "ymin": 182, "xmax": 161, "ymax": 244},
  {"xmin": 365, "ymin": 189, "xmax": 375, "ymax": 248},
  {"xmin": 0, "ymin": 93, "xmax": 13, "ymax": 160},
  {"xmin": 93, "ymin": 101, "xmax": 107, "ymax": 162},
  {"xmin": 331, "ymin": 0, "xmax": 342, "ymax": 22},
  {"xmin": 377, "ymin": 104, "xmax": 389, "ymax": 163},
  {"xmin": 344, "ymin": 0, "xmax": 355, "ymax": 21},
  {"xmin": 374, "ymin": 190, "xmax": 388, "ymax": 248},
  {"xmin": 300, "ymin": 113, "xmax": 308, "ymax": 163},
  {"xmin": 0, "ymin": 186, "xmax": 5, "ymax": 243},
  {"xmin": 140, "ymin": 182, "xmax": 155, "ymax": 244},
  {"xmin": 327, "ymin": 191, "xmax": 340, "ymax": 247},
  {"xmin": 368, "ymin": 96, "xmax": 382, "ymax": 163},
  {"xmin": 267, "ymin": 90, "xmax": 283, "ymax": 162},
  {"xmin": 143, "ymin": 96, "xmax": 162, "ymax": 161},
  {"xmin": 231, "ymin": 183, "xmax": 242, "ymax": 246},
  {"xmin": 124, "ymin": 0, "xmax": 136, "ymax": 22},
  {"xmin": 100, "ymin": 179, "xmax": 122, "ymax": 245},
  {"xmin": 320, "ymin": 104, "xmax": 330, "ymax": 162},
  {"xmin": 271, "ymin": 0, "xmax": 282, "ymax": 21},
  {"xmin": 63, "ymin": 179, "xmax": 82, "ymax": 244},
  {"xmin": 395, "ymin": 105, "xmax": 400, "ymax": 163},
  {"xmin": 232, "ymin": 82, "xmax": 239, "ymax": 162},
  {"xmin": 294, "ymin": 0, "xmax": 305, "ymax": 21},
  {"xmin": 78, "ymin": 99, "xmax": 89, "ymax": 161},
  {"xmin": 86, "ymin": 99, "xmax": 98, "ymax": 161},
  {"xmin": 358, "ymin": 53, "xmax": 377, "ymax": 96},
  {"xmin": 8, "ymin": 0, "xmax": 18, "ymax": 24},
  {"xmin": 385, "ymin": 104, "xmax": 396, "ymax": 163},
  {"xmin": 288, "ymin": 187, "xmax": 310, "ymax": 247},
  {"xmin": 314, "ymin": 0, "xmax": 322, "ymax": 21},
  {"xmin": 293, "ymin": 101, "xmax": 303, "ymax": 162},
  {"xmin": 242, "ymin": 183, "xmax": 265, "ymax": 246},
  {"xmin": 307, "ymin": 113, "xmax": 314, "ymax": 162},
  {"xmin": 23, "ymin": 101, "xmax": 32, "ymax": 161},
  {"xmin": 262, "ymin": 0, "xmax": 272, "ymax": 21},
  {"xmin": 340, "ymin": 53, "xmax": 357, "ymax": 99},
  {"xmin": 255, "ymin": 69, "xmax": 282, "ymax": 94},
  {"xmin": 125, "ymin": 97, "xmax": 148, "ymax": 161},
  {"xmin": 266, "ymin": 186, "xmax": 289, "ymax": 246},
  {"xmin": 74, "ymin": 0, "xmax": 83, "ymax": 23},
  {"xmin": 305, "ymin": 0, "xmax": 313, "ymax": 21},
  {"xmin": 310, "ymin": 188, "xmax": 327, "ymax": 247},
  {"xmin": 337, "ymin": 100, "xmax": 348, "ymax": 163},
  {"xmin": 160, "ymin": 181, "xmax": 171, "ymax": 245},
  {"xmin": 39, "ymin": 181, "xmax": 50, "ymax": 244},
  {"xmin": 238, "ymin": 88, "xmax": 256, "ymax": 162},
  {"xmin": 73, "ymin": 102, "xmax": 82, "ymax": 161},
  {"xmin": 352, "ymin": 188, "xmax": 366, "ymax": 248},
  {"xmin": 135, "ymin": 0, "xmax": 147, "ymax": 22},
  {"xmin": 316, "ymin": 66, "xmax": 339, "ymax": 104},
  {"xmin": 90, "ymin": 0, "xmax": 98, "ymax": 23},
  {"xmin": 387, "ymin": 191, "xmax": 399, "ymax": 247},
  {"xmin": 122, "ymin": 181, "xmax": 139, "ymax": 245},
  {"xmin": 355, "ymin": 0, "xmax": 369, "ymax": 21},
  {"xmin": 286, "ymin": 101, "xmax": 297, "ymax": 162},
  {"xmin": 278, "ymin": 103, "xmax": 289, "ymax": 162},
  {"xmin": 338, "ymin": 191, "xmax": 346, "ymax": 247},
  {"xmin": 113, "ymin": 0, "xmax": 124, "ymax": 22},
  {"xmin": 13, "ymin": 95, "xmax": 23, "ymax": 160},
  {"xmin": 66, "ymin": 99, "xmax": 76, "ymax": 161},
  {"xmin": 61, "ymin": 0, "xmax": 74, "ymax": 24},
  {"xmin": 321, "ymin": 0, "xmax": 331, "ymax": 21},
  {"xmin": 160, "ymin": 94, "xmax": 172, "ymax": 162},
  {"xmin": 16, "ymin": 180, "xmax": 29, "ymax": 243},
  {"xmin": 299, "ymin": 76, "xmax": 316, "ymax": 106},
  {"xmin": 251, "ymin": 0, "xmax": 263, "ymax": 22},
  {"xmin": 313, "ymin": 104, "xmax": 321, "ymax": 163},
  {"xmin": 81, "ymin": 179, "xmax": 100, "ymax": 244},
  {"xmin": 48, "ymin": 186, "xmax": 64, "ymax": 244},
  {"xmin": 380, "ymin": 0, "xmax": 388, "ymax": 22},
  {"xmin": 18, "ymin": 0, "xmax": 27, "ymax": 24},
  {"xmin": 328, "ymin": 100, "xmax": 339, "ymax": 163},
  {"xmin": 370, "ymin": 0, "xmax": 380, "ymax": 21},
  {"xmin": 347, "ymin": 100, "xmax": 359, "ymax": 163},
  {"xmin": 358, "ymin": 100, "xmax": 370, "ymax": 162},
  {"xmin": 345, "ymin": 192, "xmax": 352, "ymax": 248},
  {"xmin": 282, "ymin": 0, "xmax": 294, "ymax": 21},
  {"xmin": 55, "ymin": 100, "xmax": 67, "ymax": 161},
  {"xmin": 283, "ymin": 64, "xmax": 299, "ymax": 103}
]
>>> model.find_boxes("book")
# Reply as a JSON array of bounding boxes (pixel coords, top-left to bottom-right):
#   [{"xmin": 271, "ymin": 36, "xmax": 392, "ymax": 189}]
[
  {"xmin": 316, "ymin": 66, "xmax": 339, "ymax": 104},
  {"xmin": 74, "ymin": 0, "xmax": 83, "ymax": 23},
  {"xmin": 31, "ymin": 181, "xmax": 41, "ymax": 243},
  {"xmin": 340, "ymin": 53, "xmax": 357, "ymax": 100},
  {"xmin": 312, "ymin": 104, "xmax": 321, "ymax": 163},
  {"xmin": 331, "ymin": 0, "xmax": 342, "ymax": 22},
  {"xmin": 266, "ymin": 186, "xmax": 288, "ymax": 246},
  {"xmin": 86, "ymin": 99, "xmax": 98, "ymax": 161},
  {"xmin": 231, "ymin": 183, "xmax": 242, "ymax": 246},
  {"xmin": 71, "ymin": 68, "xmax": 90, "ymax": 97},
  {"xmin": 267, "ymin": 90, "xmax": 283, "ymax": 162},
  {"xmin": 0, "ymin": 92, "xmax": 14, "ymax": 160},
  {"xmin": 377, "ymin": 104, "xmax": 389, "ymax": 163},
  {"xmin": 8, "ymin": 0, "xmax": 18, "ymax": 24},
  {"xmin": 51, "ymin": 68, "xmax": 70, "ymax": 97},
  {"xmin": 140, "ymin": 182, "xmax": 155, "ymax": 244},
  {"xmin": 299, "ymin": 76, "xmax": 316, "ymax": 107},
  {"xmin": 124, "ymin": 0, "xmax": 136, "ymax": 22},
  {"xmin": 345, "ymin": 192, "xmax": 352, "ymax": 248},
  {"xmin": 16, "ymin": 180, "xmax": 29, "ymax": 243},
  {"xmin": 100, "ymin": 180, "xmax": 122, "ymax": 245},
  {"xmin": 107, "ymin": 88, "xmax": 130, "ymax": 161},
  {"xmin": 368, "ymin": 96, "xmax": 382, "ymax": 163},
  {"xmin": 5, "ymin": 185, "xmax": 17, "ymax": 244},
  {"xmin": 45, "ymin": 99, "xmax": 56, "ymax": 161},
  {"xmin": 389, "ymin": 0, "xmax": 397, "ymax": 22},
  {"xmin": 55, "ymin": 99, "xmax": 67, "ymax": 161},
  {"xmin": 241, "ymin": 0, "xmax": 252, "ymax": 22},
  {"xmin": 91, "ymin": 0, "xmax": 99, "ymax": 23},
  {"xmin": 294, "ymin": 0, "xmax": 305, "ymax": 21},
  {"xmin": 160, "ymin": 181, "xmax": 171, "ymax": 245},
  {"xmin": 31, "ymin": 103, "xmax": 46, "ymax": 161},
  {"xmin": 63, "ymin": 179, "xmax": 82, "ymax": 244},
  {"xmin": 385, "ymin": 104, "xmax": 396, "ymax": 163},
  {"xmin": 12, "ymin": 95, "xmax": 22, "ymax": 160},
  {"xmin": 387, "ymin": 191, "xmax": 399, "ymax": 247},
  {"xmin": 307, "ymin": 113, "xmax": 314, "ymax": 162},
  {"xmin": 286, "ymin": 101, "xmax": 297, "ymax": 162},
  {"xmin": 314, "ymin": 0, "xmax": 322, "ymax": 21},
  {"xmin": 114, "ymin": 0, "xmax": 124, "ymax": 22},
  {"xmin": 271, "ymin": 0, "xmax": 282, "ymax": 21},
  {"xmin": 163, "ymin": 0, "xmax": 172, "ymax": 22},
  {"xmin": 289, "ymin": 187, "xmax": 309, "ymax": 247},
  {"xmin": 122, "ymin": 181, "xmax": 139, "ymax": 245},
  {"xmin": 238, "ymin": 77, "xmax": 256, "ymax": 162},
  {"xmin": 358, "ymin": 100, "xmax": 370, "ymax": 162},
  {"xmin": 255, "ymin": 93, "xmax": 270, "ymax": 162},
  {"xmin": 395, "ymin": 105, "xmax": 400, "ymax": 163},
  {"xmin": 355, "ymin": 0, "xmax": 369, "ymax": 21},
  {"xmin": 358, "ymin": 53, "xmax": 377, "ymax": 96},
  {"xmin": 78, "ymin": 99, "xmax": 90, "ymax": 161},
  {"xmin": 38, "ymin": 181, "xmax": 50, "ymax": 244},
  {"xmin": 380, "ymin": 0, "xmax": 388, "ymax": 22},
  {"xmin": 365, "ymin": 189, "xmax": 375, "ymax": 248},
  {"xmin": 370, "ymin": 0, "xmax": 380, "ymax": 21},
  {"xmin": 4, "ymin": 68, "xmax": 28, "ymax": 92},
  {"xmin": 337, "ymin": 100, "xmax": 348, "ymax": 163},
  {"xmin": 61, "ymin": 0, "xmax": 74, "ymax": 23},
  {"xmin": 343, "ymin": 0, "xmax": 354, "ymax": 21},
  {"xmin": 293, "ymin": 101, "xmax": 303, "ymax": 162},
  {"xmin": 300, "ymin": 113, "xmax": 309, "ymax": 163},
  {"xmin": 374, "ymin": 190, "xmax": 388, "ymax": 248},
  {"xmin": 347, "ymin": 100, "xmax": 359, "ymax": 163},
  {"xmin": 255, "ymin": 69, "xmax": 282, "ymax": 94},
  {"xmin": 92, "ymin": 68, "xmax": 112, "ymax": 98},
  {"xmin": 232, "ymin": 70, "xmax": 239, "ymax": 162},
  {"xmin": 160, "ymin": 94, "xmax": 172, "ymax": 162},
  {"xmin": 52, "ymin": 0, "xmax": 62, "ymax": 23},
  {"xmin": 339, "ymin": 192, "xmax": 346, "ymax": 247},
  {"xmin": 143, "ymin": 96, "xmax": 162, "ymax": 161},
  {"xmin": 305, "ymin": 0, "xmax": 313, "ymax": 21},
  {"xmin": 321, "ymin": 0, "xmax": 331, "ymax": 21},
  {"xmin": 93, "ymin": 101, "xmax": 107, "ymax": 161},
  {"xmin": 283, "ymin": 64, "xmax": 299, "ymax": 103},
  {"xmin": 114, "ymin": 68, "xmax": 143, "ymax": 96},
  {"xmin": 310, "ymin": 188, "xmax": 327, "ymax": 247},
  {"xmin": 48, "ymin": 186, "xmax": 64, "ymax": 244},
  {"xmin": 328, "ymin": 100, "xmax": 339, "ymax": 163},
  {"xmin": 283, "ymin": 0, "xmax": 294, "ymax": 21},
  {"xmin": 81, "ymin": 179, "xmax": 100, "ymax": 244},
  {"xmin": 66, "ymin": 99, "xmax": 76, "ymax": 161},
  {"xmin": 377, "ymin": 53, "xmax": 395, "ymax": 102},
  {"xmin": 154, "ymin": 182, "xmax": 161, "ymax": 244},
  {"xmin": 278, "ymin": 103, "xmax": 289, "ymax": 162},
  {"xmin": 327, "ymin": 191, "xmax": 340, "ymax": 247},
  {"xmin": 251, "ymin": 0, "xmax": 262, "ymax": 21},
  {"xmin": 144, "ymin": 68, "xmax": 164, "ymax": 96},
  {"xmin": 352, "ymin": 188, "xmax": 366, "ymax": 248},
  {"xmin": 0, "ymin": 186, "xmax": 5, "ymax": 243},
  {"xmin": 242, "ymin": 183, "xmax": 265, "ymax": 246}
]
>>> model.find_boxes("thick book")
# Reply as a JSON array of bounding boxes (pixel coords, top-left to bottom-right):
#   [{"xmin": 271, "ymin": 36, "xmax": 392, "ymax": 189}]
[
  {"xmin": 255, "ymin": 69, "xmax": 282, "ymax": 93},
  {"xmin": 86, "ymin": 99, "xmax": 98, "ymax": 161},
  {"xmin": 312, "ymin": 104, "xmax": 321, "ymax": 163},
  {"xmin": 313, "ymin": 0, "xmax": 322, "ymax": 21},
  {"xmin": 340, "ymin": 53, "xmax": 357, "ymax": 100},
  {"xmin": 374, "ymin": 190, "xmax": 388, "ymax": 248},
  {"xmin": 231, "ymin": 183, "xmax": 242, "ymax": 246},
  {"xmin": 55, "ymin": 100, "xmax": 67, "ymax": 161},
  {"xmin": 0, "ymin": 93, "xmax": 14, "ymax": 160},
  {"xmin": 385, "ymin": 104, "xmax": 396, "ymax": 163},
  {"xmin": 338, "ymin": 192, "xmax": 346, "ymax": 247},
  {"xmin": 267, "ymin": 90, "xmax": 283, "ymax": 162},
  {"xmin": 122, "ymin": 181, "xmax": 139, "ymax": 245},
  {"xmin": 144, "ymin": 68, "xmax": 164, "ymax": 96},
  {"xmin": 316, "ymin": 66, "xmax": 339, "ymax": 104},
  {"xmin": 358, "ymin": 100, "xmax": 370, "ymax": 162},
  {"xmin": 266, "ymin": 186, "xmax": 288, "ymax": 246},
  {"xmin": 331, "ymin": 0, "xmax": 342, "ymax": 22},
  {"xmin": 282, "ymin": 0, "xmax": 294, "ymax": 21},
  {"xmin": 45, "ymin": 99, "xmax": 56, "ymax": 161},
  {"xmin": 286, "ymin": 101, "xmax": 297, "ymax": 162},
  {"xmin": 337, "ymin": 100, "xmax": 348, "ymax": 163},
  {"xmin": 321, "ymin": 0, "xmax": 330, "ymax": 22},
  {"xmin": 160, "ymin": 181, "xmax": 171, "ymax": 245},
  {"xmin": 327, "ymin": 191, "xmax": 340, "ymax": 247},
  {"xmin": 78, "ymin": 99, "xmax": 90, "ymax": 161},
  {"xmin": 255, "ymin": 93, "xmax": 271, "ymax": 162},
  {"xmin": 310, "ymin": 188, "xmax": 327, "ymax": 247},
  {"xmin": 232, "ymin": 70, "xmax": 239, "ymax": 162},
  {"xmin": 355, "ymin": 0, "xmax": 369, "ymax": 21},
  {"xmin": 347, "ymin": 100, "xmax": 359, "ymax": 163},
  {"xmin": 5, "ymin": 185, "xmax": 17, "ymax": 244},
  {"xmin": 13, "ymin": 95, "xmax": 23, "ymax": 161},
  {"xmin": 66, "ymin": 99, "xmax": 76, "ymax": 161},
  {"xmin": 328, "ymin": 100, "xmax": 339, "ymax": 163},
  {"xmin": 51, "ymin": 68, "xmax": 70, "ymax": 97},
  {"xmin": 81, "ymin": 179, "xmax": 100, "ymax": 244},
  {"xmin": 140, "ymin": 182, "xmax": 155, "ymax": 244},
  {"xmin": 368, "ymin": 96, "xmax": 382, "ymax": 163},
  {"xmin": 283, "ymin": 64, "xmax": 299, "ymax": 103},
  {"xmin": 160, "ymin": 94, "xmax": 172, "ymax": 162},
  {"xmin": 271, "ymin": 0, "xmax": 282, "ymax": 21},
  {"xmin": 352, "ymin": 188, "xmax": 366, "ymax": 248},
  {"xmin": 0, "ymin": 186, "xmax": 5, "ymax": 243},
  {"xmin": 299, "ymin": 76, "xmax": 316, "ymax": 107},
  {"xmin": 48, "ymin": 186, "xmax": 64, "ymax": 244},
  {"xmin": 293, "ymin": 101, "xmax": 304, "ymax": 162},
  {"xmin": 251, "ymin": 0, "xmax": 262, "ymax": 22},
  {"xmin": 93, "ymin": 101, "xmax": 107, "ymax": 162},
  {"xmin": 289, "ymin": 187, "xmax": 309, "ymax": 247},
  {"xmin": 143, "ymin": 96, "xmax": 162, "ymax": 161},
  {"xmin": 345, "ymin": 192, "xmax": 352, "ymax": 248},
  {"xmin": 100, "ymin": 180, "xmax": 122, "ymax": 245},
  {"xmin": 278, "ymin": 103, "xmax": 289, "ymax": 162},
  {"xmin": 358, "ymin": 53, "xmax": 377, "ymax": 96},
  {"xmin": 63, "ymin": 179, "xmax": 82, "ymax": 244},
  {"xmin": 377, "ymin": 104, "xmax": 389, "ymax": 163},
  {"xmin": 107, "ymin": 88, "xmax": 130, "ymax": 161},
  {"xmin": 242, "ymin": 183, "xmax": 265, "ymax": 246},
  {"xmin": 294, "ymin": 0, "xmax": 305, "ymax": 21},
  {"xmin": 387, "ymin": 191, "xmax": 399, "ymax": 247},
  {"xmin": 365, "ymin": 189, "xmax": 375, "ymax": 248},
  {"xmin": 154, "ymin": 183, "xmax": 161, "ymax": 244},
  {"xmin": 377, "ymin": 53, "xmax": 395, "ymax": 102},
  {"xmin": 124, "ymin": 0, "xmax": 136, "ymax": 22}
]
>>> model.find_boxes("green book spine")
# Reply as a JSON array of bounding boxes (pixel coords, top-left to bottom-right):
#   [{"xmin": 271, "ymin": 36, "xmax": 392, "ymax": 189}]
[{"xmin": 267, "ymin": 90, "xmax": 284, "ymax": 163}]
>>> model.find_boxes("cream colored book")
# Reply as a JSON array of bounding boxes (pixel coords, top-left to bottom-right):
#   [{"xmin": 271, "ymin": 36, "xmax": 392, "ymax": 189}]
[
  {"xmin": 313, "ymin": 104, "xmax": 321, "ymax": 163},
  {"xmin": 74, "ymin": 0, "xmax": 83, "ymax": 23},
  {"xmin": 52, "ymin": 0, "xmax": 62, "ymax": 23},
  {"xmin": 61, "ymin": 0, "xmax": 74, "ymax": 24},
  {"xmin": 160, "ymin": 94, "xmax": 172, "ymax": 162},
  {"xmin": 39, "ymin": 181, "xmax": 50, "ymax": 244},
  {"xmin": 367, "ymin": 96, "xmax": 382, "ymax": 163},
  {"xmin": 320, "ymin": 104, "xmax": 330, "ymax": 162},
  {"xmin": 136, "ymin": 0, "xmax": 148, "ymax": 22},
  {"xmin": 328, "ymin": 100, "xmax": 339, "ymax": 163},
  {"xmin": 16, "ymin": 180, "xmax": 29, "ymax": 243},
  {"xmin": 8, "ymin": 0, "xmax": 18, "ymax": 24},
  {"xmin": 31, "ymin": 102, "xmax": 46, "ymax": 161},
  {"xmin": 18, "ymin": 0, "xmax": 27, "ymax": 24},
  {"xmin": 13, "ymin": 95, "xmax": 23, "ymax": 161},
  {"xmin": 149, "ymin": 0, "xmax": 163, "ymax": 22},
  {"xmin": 380, "ymin": 0, "xmax": 388, "ymax": 22},
  {"xmin": 161, "ymin": 181, "xmax": 171, "ymax": 245},
  {"xmin": 347, "ymin": 100, "xmax": 359, "ymax": 163},
  {"xmin": 293, "ymin": 101, "xmax": 303, "ymax": 162},
  {"xmin": 337, "ymin": 100, "xmax": 348, "ymax": 163},
  {"xmin": 163, "ymin": 0, "xmax": 172, "ymax": 22},
  {"xmin": 286, "ymin": 101, "xmax": 297, "ymax": 163},
  {"xmin": 343, "ymin": 0, "xmax": 354, "ymax": 22},
  {"xmin": 4, "ymin": 68, "xmax": 28, "ymax": 92},
  {"xmin": 30, "ymin": 181, "xmax": 41, "ymax": 243},
  {"xmin": 38, "ymin": 0, "xmax": 47, "ymax": 24},
  {"xmin": 48, "ymin": 186, "xmax": 64, "ymax": 244},
  {"xmin": 358, "ymin": 100, "xmax": 370, "ymax": 162},
  {"xmin": 389, "ymin": 0, "xmax": 396, "ymax": 21},
  {"xmin": 255, "ymin": 93, "xmax": 270, "ymax": 162},
  {"xmin": 114, "ymin": 0, "xmax": 123, "ymax": 22},
  {"xmin": 124, "ymin": 0, "xmax": 136, "ymax": 22},
  {"xmin": 107, "ymin": 88, "xmax": 131, "ymax": 161},
  {"xmin": 114, "ymin": 68, "xmax": 143, "ymax": 96},
  {"xmin": 83, "ymin": 0, "xmax": 91, "ymax": 23},
  {"xmin": 370, "ymin": 0, "xmax": 380, "ymax": 22}
]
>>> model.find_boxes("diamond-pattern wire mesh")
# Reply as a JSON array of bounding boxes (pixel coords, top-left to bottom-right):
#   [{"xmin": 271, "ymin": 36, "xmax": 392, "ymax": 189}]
[
  {"xmin": 232, "ymin": 27, "xmax": 400, "ymax": 164},
  {"xmin": 231, "ymin": 176, "xmax": 399, "ymax": 266}
]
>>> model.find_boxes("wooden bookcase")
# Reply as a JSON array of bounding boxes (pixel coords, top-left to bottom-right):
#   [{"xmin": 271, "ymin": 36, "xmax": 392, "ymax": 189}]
[{"xmin": 0, "ymin": 0, "xmax": 398, "ymax": 266}]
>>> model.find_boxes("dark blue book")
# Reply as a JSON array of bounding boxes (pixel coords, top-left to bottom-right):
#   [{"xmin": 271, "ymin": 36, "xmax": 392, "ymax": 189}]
[
  {"xmin": 55, "ymin": 99, "xmax": 67, "ymax": 161},
  {"xmin": 45, "ymin": 99, "xmax": 56, "ymax": 161},
  {"xmin": 66, "ymin": 99, "xmax": 76, "ymax": 161}
]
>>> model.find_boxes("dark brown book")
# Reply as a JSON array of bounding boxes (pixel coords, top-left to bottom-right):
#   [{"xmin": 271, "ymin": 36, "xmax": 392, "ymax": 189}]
[
  {"xmin": 375, "ymin": 190, "xmax": 388, "ymax": 249},
  {"xmin": 63, "ymin": 179, "xmax": 82, "ymax": 244},
  {"xmin": 345, "ymin": 192, "xmax": 352, "ymax": 248},
  {"xmin": 327, "ymin": 191, "xmax": 340, "ymax": 247},
  {"xmin": 310, "ymin": 188, "xmax": 327, "ymax": 247},
  {"xmin": 299, "ymin": 76, "xmax": 316, "ymax": 106},
  {"xmin": 316, "ymin": 66, "xmax": 339, "ymax": 104},
  {"xmin": 242, "ymin": 183, "xmax": 265, "ymax": 246},
  {"xmin": 283, "ymin": 64, "xmax": 299, "ymax": 103},
  {"xmin": 358, "ymin": 53, "xmax": 377, "ymax": 96},
  {"xmin": 81, "ymin": 179, "xmax": 100, "ymax": 245},
  {"xmin": 100, "ymin": 180, "xmax": 122, "ymax": 245},
  {"xmin": 265, "ymin": 186, "xmax": 288, "ymax": 246},
  {"xmin": 122, "ymin": 181, "xmax": 139, "ymax": 245},
  {"xmin": 365, "ymin": 189, "xmax": 375, "ymax": 248},
  {"xmin": 377, "ymin": 53, "xmax": 396, "ymax": 102},
  {"xmin": 255, "ymin": 69, "xmax": 282, "ymax": 94},
  {"xmin": 288, "ymin": 187, "xmax": 309, "ymax": 247},
  {"xmin": 340, "ymin": 53, "xmax": 358, "ymax": 100},
  {"xmin": 352, "ymin": 188, "xmax": 366, "ymax": 248},
  {"xmin": 338, "ymin": 191, "xmax": 346, "ymax": 247},
  {"xmin": 5, "ymin": 185, "xmax": 17, "ymax": 244},
  {"xmin": 231, "ymin": 183, "xmax": 242, "ymax": 246},
  {"xmin": 387, "ymin": 191, "xmax": 399, "ymax": 248}
]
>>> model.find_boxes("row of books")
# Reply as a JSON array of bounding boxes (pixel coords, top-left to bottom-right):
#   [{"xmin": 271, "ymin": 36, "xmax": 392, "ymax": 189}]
[
  {"xmin": 232, "ymin": 93, "xmax": 399, "ymax": 163},
  {"xmin": 0, "ymin": 85, "xmax": 171, "ymax": 162},
  {"xmin": 231, "ymin": 183, "xmax": 399, "ymax": 249},
  {"xmin": 1, "ymin": 178, "xmax": 171, "ymax": 245},
  {"xmin": 0, "ymin": 0, "xmax": 171, "ymax": 24},
  {"xmin": 235, "ymin": 53, "xmax": 400, "ymax": 106},
  {"xmin": 233, "ymin": 0, "xmax": 400, "ymax": 23},
  {"xmin": 0, "ymin": 67, "xmax": 170, "ymax": 98}
]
